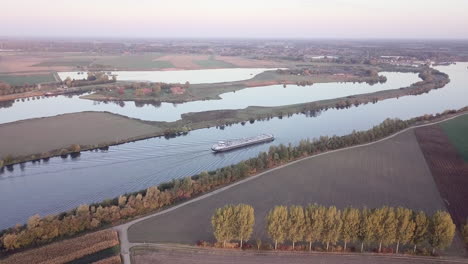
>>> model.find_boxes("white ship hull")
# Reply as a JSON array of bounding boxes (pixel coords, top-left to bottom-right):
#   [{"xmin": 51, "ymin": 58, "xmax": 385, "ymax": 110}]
[{"xmin": 211, "ymin": 134, "xmax": 274, "ymax": 152}]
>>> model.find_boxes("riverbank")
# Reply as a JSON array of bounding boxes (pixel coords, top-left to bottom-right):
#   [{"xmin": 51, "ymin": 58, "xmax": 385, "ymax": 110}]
[
  {"xmin": 0, "ymin": 67, "xmax": 450, "ymax": 167},
  {"xmin": 0, "ymin": 82, "xmax": 124, "ymax": 102}
]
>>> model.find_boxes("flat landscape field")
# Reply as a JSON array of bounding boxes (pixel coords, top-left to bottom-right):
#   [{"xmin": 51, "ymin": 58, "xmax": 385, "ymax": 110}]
[
  {"xmin": 131, "ymin": 245, "xmax": 467, "ymax": 264},
  {"xmin": 0, "ymin": 52, "xmax": 285, "ymax": 73},
  {"xmin": 0, "ymin": 112, "xmax": 161, "ymax": 158},
  {"xmin": 415, "ymin": 117, "xmax": 468, "ymax": 227},
  {"xmin": 128, "ymin": 129, "xmax": 446, "ymax": 244},
  {"xmin": 0, "ymin": 73, "xmax": 56, "ymax": 85},
  {"xmin": 440, "ymin": 114, "xmax": 468, "ymax": 161}
]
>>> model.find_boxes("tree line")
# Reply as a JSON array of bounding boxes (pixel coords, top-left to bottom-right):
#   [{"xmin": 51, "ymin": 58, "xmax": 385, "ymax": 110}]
[
  {"xmin": 0, "ymin": 81, "xmax": 37, "ymax": 96},
  {"xmin": 114, "ymin": 81, "xmax": 190, "ymax": 97},
  {"xmin": 62, "ymin": 72, "xmax": 116, "ymax": 88},
  {"xmin": 0, "ymin": 111, "xmax": 465, "ymax": 253},
  {"xmin": 266, "ymin": 205, "xmax": 455, "ymax": 255},
  {"xmin": 211, "ymin": 204, "xmax": 456, "ymax": 255}
]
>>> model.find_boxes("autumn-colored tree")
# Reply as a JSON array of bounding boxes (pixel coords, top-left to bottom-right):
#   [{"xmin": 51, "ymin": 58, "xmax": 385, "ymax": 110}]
[
  {"xmin": 2, "ymin": 233, "xmax": 20, "ymax": 250},
  {"xmin": 321, "ymin": 206, "xmax": 342, "ymax": 250},
  {"xmin": 395, "ymin": 207, "xmax": 416, "ymax": 254},
  {"xmin": 152, "ymin": 84, "xmax": 162, "ymax": 96},
  {"xmin": 266, "ymin": 206, "xmax": 288, "ymax": 250},
  {"xmin": 341, "ymin": 207, "xmax": 360, "ymax": 250},
  {"xmin": 304, "ymin": 204, "xmax": 325, "ymax": 251},
  {"xmin": 411, "ymin": 211, "xmax": 429, "ymax": 252},
  {"xmin": 358, "ymin": 208, "xmax": 373, "ymax": 252},
  {"xmin": 462, "ymin": 220, "xmax": 468, "ymax": 246},
  {"xmin": 235, "ymin": 204, "xmax": 255, "ymax": 248},
  {"xmin": 118, "ymin": 195, "xmax": 127, "ymax": 207},
  {"xmin": 68, "ymin": 144, "xmax": 81, "ymax": 153},
  {"xmin": 64, "ymin": 76, "xmax": 73, "ymax": 87},
  {"xmin": 429, "ymin": 211, "xmax": 456, "ymax": 254},
  {"xmin": 287, "ymin": 205, "xmax": 305, "ymax": 250},
  {"xmin": 211, "ymin": 205, "xmax": 235, "ymax": 247},
  {"xmin": 369, "ymin": 207, "xmax": 387, "ymax": 253},
  {"xmin": 381, "ymin": 207, "xmax": 397, "ymax": 251}
]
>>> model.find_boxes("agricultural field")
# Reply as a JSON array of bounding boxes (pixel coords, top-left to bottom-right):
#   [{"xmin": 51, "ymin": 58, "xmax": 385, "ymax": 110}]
[
  {"xmin": 194, "ymin": 55, "xmax": 236, "ymax": 68},
  {"xmin": 0, "ymin": 52, "xmax": 91, "ymax": 73},
  {"xmin": 0, "ymin": 51, "xmax": 285, "ymax": 74},
  {"xmin": 93, "ymin": 53, "xmax": 174, "ymax": 69},
  {"xmin": 0, "ymin": 229, "xmax": 121, "ymax": 264},
  {"xmin": 415, "ymin": 117, "xmax": 468, "ymax": 228},
  {"xmin": 33, "ymin": 58, "xmax": 93, "ymax": 67},
  {"xmin": 128, "ymin": 130, "xmax": 447, "ymax": 247},
  {"xmin": 131, "ymin": 245, "xmax": 467, "ymax": 264},
  {"xmin": 440, "ymin": 114, "xmax": 468, "ymax": 161},
  {"xmin": 0, "ymin": 73, "xmax": 56, "ymax": 85},
  {"xmin": 216, "ymin": 55, "xmax": 283, "ymax": 68},
  {"xmin": 156, "ymin": 54, "xmax": 282, "ymax": 69}
]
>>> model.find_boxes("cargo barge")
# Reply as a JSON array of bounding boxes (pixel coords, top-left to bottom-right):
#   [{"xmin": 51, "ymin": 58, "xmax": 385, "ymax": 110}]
[{"xmin": 211, "ymin": 134, "xmax": 274, "ymax": 152}]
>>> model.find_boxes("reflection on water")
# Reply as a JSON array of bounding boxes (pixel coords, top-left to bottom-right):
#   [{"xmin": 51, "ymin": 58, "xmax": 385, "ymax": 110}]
[
  {"xmin": 0, "ymin": 63, "xmax": 466, "ymax": 229},
  {"xmin": 0, "ymin": 72, "xmax": 420, "ymax": 124},
  {"xmin": 0, "ymin": 100, "xmax": 13, "ymax": 109}
]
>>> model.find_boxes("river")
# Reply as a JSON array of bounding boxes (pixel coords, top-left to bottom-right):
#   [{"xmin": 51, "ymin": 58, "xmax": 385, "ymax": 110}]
[
  {"xmin": 0, "ymin": 63, "xmax": 466, "ymax": 229},
  {"xmin": 0, "ymin": 72, "xmax": 419, "ymax": 123}
]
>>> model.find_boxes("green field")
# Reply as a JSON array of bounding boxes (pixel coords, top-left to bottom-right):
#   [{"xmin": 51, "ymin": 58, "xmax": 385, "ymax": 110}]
[
  {"xmin": 441, "ymin": 114, "xmax": 468, "ymax": 161},
  {"xmin": 0, "ymin": 73, "xmax": 56, "ymax": 85},
  {"xmin": 33, "ymin": 60, "xmax": 92, "ymax": 67},
  {"xmin": 94, "ymin": 54, "xmax": 174, "ymax": 69},
  {"xmin": 195, "ymin": 56, "xmax": 236, "ymax": 68}
]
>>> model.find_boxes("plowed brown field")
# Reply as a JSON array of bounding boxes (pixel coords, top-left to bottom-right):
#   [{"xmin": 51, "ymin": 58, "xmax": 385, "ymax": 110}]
[{"xmin": 415, "ymin": 125, "xmax": 468, "ymax": 227}]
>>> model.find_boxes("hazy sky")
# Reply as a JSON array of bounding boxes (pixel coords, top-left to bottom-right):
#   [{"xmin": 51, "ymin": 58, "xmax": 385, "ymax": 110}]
[{"xmin": 2, "ymin": 0, "xmax": 468, "ymax": 39}]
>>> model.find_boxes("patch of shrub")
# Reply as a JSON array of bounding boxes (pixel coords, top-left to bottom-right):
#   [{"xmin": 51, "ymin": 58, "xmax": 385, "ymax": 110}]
[{"xmin": 69, "ymin": 144, "xmax": 81, "ymax": 153}]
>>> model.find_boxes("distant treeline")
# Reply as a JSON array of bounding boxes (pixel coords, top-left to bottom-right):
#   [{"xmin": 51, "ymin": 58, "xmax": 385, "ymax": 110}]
[
  {"xmin": 0, "ymin": 82, "xmax": 37, "ymax": 96},
  {"xmin": 210, "ymin": 204, "xmax": 456, "ymax": 255},
  {"xmin": 62, "ymin": 72, "xmax": 116, "ymax": 87},
  {"xmin": 112, "ymin": 81, "xmax": 189, "ymax": 97},
  {"xmin": 0, "ymin": 108, "xmax": 467, "ymax": 254}
]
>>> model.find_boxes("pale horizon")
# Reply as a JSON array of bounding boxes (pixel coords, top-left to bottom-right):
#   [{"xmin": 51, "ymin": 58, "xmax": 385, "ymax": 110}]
[{"xmin": 2, "ymin": 0, "xmax": 468, "ymax": 39}]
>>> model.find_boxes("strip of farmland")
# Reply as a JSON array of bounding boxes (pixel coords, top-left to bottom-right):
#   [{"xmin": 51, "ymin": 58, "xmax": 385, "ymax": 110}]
[
  {"xmin": 415, "ymin": 124, "xmax": 468, "ymax": 227},
  {"xmin": 131, "ymin": 245, "xmax": 467, "ymax": 264}
]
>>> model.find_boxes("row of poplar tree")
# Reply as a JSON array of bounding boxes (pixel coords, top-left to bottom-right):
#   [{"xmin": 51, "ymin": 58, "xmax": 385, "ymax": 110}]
[{"xmin": 211, "ymin": 204, "xmax": 456, "ymax": 254}]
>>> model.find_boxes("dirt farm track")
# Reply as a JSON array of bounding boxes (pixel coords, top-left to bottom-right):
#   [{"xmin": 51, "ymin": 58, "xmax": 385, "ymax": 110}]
[
  {"xmin": 128, "ymin": 129, "xmax": 446, "ymax": 244},
  {"xmin": 131, "ymin": 245, "xmax": 468, "ymax": 264}
]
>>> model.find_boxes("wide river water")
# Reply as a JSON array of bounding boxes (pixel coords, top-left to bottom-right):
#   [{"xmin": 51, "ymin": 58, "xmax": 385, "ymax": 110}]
[
  {"xmin": 0, "ymin": 72, "xmax": 419, "ymax": 123},
  {"xmin": 0, "ymin": 63, "xmax": 467, "ymax": 229}
]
